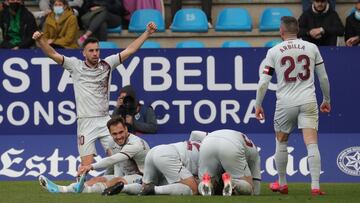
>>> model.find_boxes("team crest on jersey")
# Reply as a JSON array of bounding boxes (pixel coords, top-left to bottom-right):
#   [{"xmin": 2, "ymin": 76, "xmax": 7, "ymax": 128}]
[{"xmin": 337, "ymin": 146, "xmax": 360, "ymax": 176}]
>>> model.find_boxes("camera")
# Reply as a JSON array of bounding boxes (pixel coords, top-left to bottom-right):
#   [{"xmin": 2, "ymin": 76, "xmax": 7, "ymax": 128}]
[{"xmin": 118, "ymin": 95, "xmax": 137, "ymax": 119}]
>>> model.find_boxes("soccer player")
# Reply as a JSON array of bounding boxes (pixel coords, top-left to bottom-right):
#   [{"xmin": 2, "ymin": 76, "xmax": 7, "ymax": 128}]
[
  {"xmin": 39, "ymin": 116, "xmax": 150, "ymax": 194},
  {"xmin": 255, "ymin": 16, "xmax": 331, "ymax": 195},
  {"xmin": 32, "ymin": 22, "xmax": 157, "ymax": 166},
  {"xmin": 198, "ymin": 129, "xmax": 261, "ymax": 196},
  {"xmin": 102, "ymin": 131, "xmax": 208, "ymax": 196}
]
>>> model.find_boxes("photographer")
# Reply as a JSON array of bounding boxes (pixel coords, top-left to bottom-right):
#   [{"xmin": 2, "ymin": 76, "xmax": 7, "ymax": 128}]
[{"xmin": 112, "ymin": 85, "xmax": 158, "ymax": 134}]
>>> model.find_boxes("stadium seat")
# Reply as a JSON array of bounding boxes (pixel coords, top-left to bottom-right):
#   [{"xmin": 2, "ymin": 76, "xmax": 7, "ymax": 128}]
[
  {"xmin": 176, "ymin": 40, "xmax": 205, "ymax": 48},
  {"xmin": 259, "ymin": 7, "xmax": 293, "ymax": 31},
  {"xmin": 99, "ymin": 41, "xmax": 119, "ymax": 49},
  {"xmin": 264, "ymin": 39, "xmax": 282, "ymax": 47},
  {"xmin": 171, "ymin": 8, "xmax": 208, "ymax": 32},
  {"xmin": 222, "ymin": 40, "xmax": 251, "ymax": 48},
  {"xmin": 129, "ymin": 9, "xmax": 165, "ymax": 33},
  {"xmin": 141, "ymin": 41, "xmax": 161, "ymax": 48},
  {"xmin": 107, "ymin": 25, "xmax": 122, "ymax": 34},
  {"xmin": 348, "ymin": 7, "xmax": 356, "ymax": 16},
  {"xmin": 215, "ymin": 8, "xmax": 252, "ymax": 31}
]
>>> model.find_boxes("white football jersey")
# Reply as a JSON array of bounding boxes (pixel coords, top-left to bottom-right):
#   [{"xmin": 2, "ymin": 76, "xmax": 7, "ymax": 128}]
[
  {"xmin": 207, "ymin": 129, "xmax": 261, "ymax": 180},
  {"xmin": 261, "ymin": 39, "xmax": 324, "ymax": 108},
  {"xmin": 171, "ymin": 140, "xmax": 201, "ymax": 176},
  {"xmin": 92, "ymin": 134, "xmax": 150, "ymax": 176},
  {"xmin": 62, "ymin": 54, "xmax": 121, "ymax": 118}
]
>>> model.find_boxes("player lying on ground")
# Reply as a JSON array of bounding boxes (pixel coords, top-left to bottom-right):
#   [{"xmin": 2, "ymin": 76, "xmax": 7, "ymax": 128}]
[
  {"xmin": 39, "ymin": 117, "xmax": 149, "ymax": 193},
  {"xmin": 198, "ymin": 129, "xmax": 261, "ymax": 196},
  {"xmin": 101, "ymin": 131, "xmax": 208, "ymax": 196}
]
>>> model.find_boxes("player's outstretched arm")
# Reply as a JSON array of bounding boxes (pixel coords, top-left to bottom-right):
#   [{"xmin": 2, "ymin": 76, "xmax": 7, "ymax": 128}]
[
  {"xmin": 120, "ymin": 22, "xmax": 157, "ymax": 61},
  {"xmin": 32, "ymin": 31, "xmax": 63, "ymax": 64}
]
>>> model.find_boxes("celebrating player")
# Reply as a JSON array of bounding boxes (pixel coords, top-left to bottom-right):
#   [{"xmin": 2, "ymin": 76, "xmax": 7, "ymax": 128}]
[
  {"xmin": 255, "ymin": 16, "xmax": 331, "ymax": 195},
  {"xmin": 102, "ymin": 131, "xmax": 208, "ymax": 196},
  {"xmin": 39, "ymin": 116, "xmax": 150, "ymax": 194},
  {"xmin": 198, "ymin": 129, "xmax": 261, "ymax": 196},
  {"xmin": 32, "ymin": 22, "xmax": 157, "ymax": 166}
]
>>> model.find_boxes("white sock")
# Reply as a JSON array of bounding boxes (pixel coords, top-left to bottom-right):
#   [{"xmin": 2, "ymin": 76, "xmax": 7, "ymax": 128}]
[
  {"xmin": 122, "ymin": 183, "xmax": 142, "ymax": 195},
  {"xmin": 307, "ymin": 143, "xmax": 321, "ymax": 189},
  {"xmin": 275, "ymin": 139, "xmax": 288, "ymax": 186},
  {"xmin": 58, "ymin": 183, "xmax": 76, "ymax": 193},
  {"xmin": 232, "ymin": 179, "xmax": 252, "ymax": 195},
  {"xmin": 155, "ymin": 183, "xmax": 193, "ymax": 195},
  {"xmin": 82, "ymin": 183, "xmax": 106, "ymax": 193}
]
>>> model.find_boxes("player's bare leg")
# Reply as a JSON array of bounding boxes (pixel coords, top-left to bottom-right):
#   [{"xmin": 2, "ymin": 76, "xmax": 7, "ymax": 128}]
[{"xmin": 303, "ymin": 128, "xmax": 325, "ymax": 195}]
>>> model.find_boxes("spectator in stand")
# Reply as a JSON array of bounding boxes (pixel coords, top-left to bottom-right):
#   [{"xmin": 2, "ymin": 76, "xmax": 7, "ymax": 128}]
[
  {"xmin": 42, "ymin": 0, "xmax": 79, "ymax": 48},
  {"xmin": 39, "ymin": 0, "xmax": 84, "ymax": 16},
  {"xmin": 298, "ymin": 0, "xmax": 344, "ymax": 46},
  {"xmin": 122, "ymin": 0, "xmax": 164, "ymax": 29},
  {"xmin": 344, "ymin": 0, "xmax": 360, "ymax": 46},
  {"xmin": 78, "ymin": 0, "xmax": 124, "ymax": 45},
  {"xmin": 302, "ymin": 0, "xmax": 336, "ymax": 11},
  {"xmin": 0, "ymin": 0, "xmax": 37, "ymax": 49},
  {"xmin": 171, "ymin": 0, "xmax": 213, "ymax": 28},
  {"xmin": 112, "ymin": 85, "xmax": 158, "ymax": 134}
]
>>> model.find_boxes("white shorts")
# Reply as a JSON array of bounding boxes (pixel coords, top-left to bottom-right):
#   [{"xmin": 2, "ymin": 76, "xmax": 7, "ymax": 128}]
[
  {"xmin": 142, "ymin": 145, "xmax": 193, "ymax": 185},
  {"xmin": 274, "ymin": 102, "xmax": 319, "ymax": 134},
  {"xmin": 102, "ymin": 174, "xmax": 143, "ymax": 184},
  {"xmin": 77, "ymin": 116, "xmax": 113, "ymax": 157},
  {"xmin": 198, "ymin": 136, "xmax": 251, "ymax": 180}
]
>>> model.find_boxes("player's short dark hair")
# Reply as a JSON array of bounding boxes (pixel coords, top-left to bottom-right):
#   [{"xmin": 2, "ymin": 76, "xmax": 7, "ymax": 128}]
[
  {"xmin": 107, "ymin": 116, "xmax": 126, "ymax": 131},
  {"xmin": 280, "ymin": 16, "xmax": 299, "ymax": 34},
  {"xmin": 82, "ymin": 37, "xmax": 99, "ymax": 49},
  {"xmin": 50, "ymin": 0, "xmax": 69, "ymax": 7}
]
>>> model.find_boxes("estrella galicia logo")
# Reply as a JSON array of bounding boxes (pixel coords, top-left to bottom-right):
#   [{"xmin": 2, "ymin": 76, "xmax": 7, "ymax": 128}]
[{"xmin": 337, "ymin": 147, "xmax": 360, "ymax": 176}]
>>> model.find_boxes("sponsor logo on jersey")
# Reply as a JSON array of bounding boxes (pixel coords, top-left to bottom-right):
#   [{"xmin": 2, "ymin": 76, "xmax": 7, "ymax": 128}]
[{"xmin": 337, "ymin": 146, "xmax": 360, "ymax": 176}]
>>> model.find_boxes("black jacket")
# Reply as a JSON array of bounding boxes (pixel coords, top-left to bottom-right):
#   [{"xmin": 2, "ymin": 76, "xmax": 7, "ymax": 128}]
[
  {"xmin": 345, "ymin": 13, "xmax": 360, "ymax": 45},
  {"xmin": 0, "ymin": 4, "xmax": 37, "ymax": 48},
  {"xmin": 82, "ymin": 0, "xmax": 124, "ymax": 17},
  {"xmin": 298, "ymin": 7, "xmax": 344, "ymax": 46}
]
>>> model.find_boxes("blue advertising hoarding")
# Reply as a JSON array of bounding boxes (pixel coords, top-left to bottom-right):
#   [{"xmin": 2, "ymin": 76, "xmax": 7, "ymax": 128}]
[{"xmin": 0, "ymin": 47, "xmax": 359, "ymax": 181}]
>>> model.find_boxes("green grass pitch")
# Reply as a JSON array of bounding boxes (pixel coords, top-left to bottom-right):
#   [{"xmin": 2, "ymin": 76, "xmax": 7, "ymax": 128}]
[{"xmin": 0, "ymin": 181, "xmax": 359, "ymax": 203}]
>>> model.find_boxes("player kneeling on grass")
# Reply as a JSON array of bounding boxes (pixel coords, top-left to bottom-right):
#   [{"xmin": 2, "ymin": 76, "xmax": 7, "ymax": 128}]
[
  {"xmin": 198, "ymin": 129, "xmax": 261, "ymax": 196},
  {"xmin": 39, "ymin": 116, "xmax": 150, "ymax": 194},
  {"xmin": 102, "ymin": 131, "xmax": 208, "ymax": 196}
]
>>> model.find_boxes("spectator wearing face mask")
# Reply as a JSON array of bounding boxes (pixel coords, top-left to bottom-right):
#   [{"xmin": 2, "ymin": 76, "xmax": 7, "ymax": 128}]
[
  {"xmin": 42, "ymin": 0, "xmax": 79, "ymax": 48},
  {"xmin": 298, "ymin": 0, "xmax": 344, "ymax": 46},
  {"xmin": 0, "ymin": 0, "xmax": 37, "ymax": 49},
  {"xmin": 345, "ymin": 0, "xmax": 360, "ymax": 46}
]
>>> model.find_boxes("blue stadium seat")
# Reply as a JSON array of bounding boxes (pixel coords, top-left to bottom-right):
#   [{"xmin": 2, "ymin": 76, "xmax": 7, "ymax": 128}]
[
  {"xmin": 348, "ymin": 7, "xmax": 356, "ymax": 16},
  {"xmin": 222, "ymin": 40, "xmax": 251, "ymax": 48},
  {"xmin": 176, "ymin": 40, "xmax": 205, "ymax": 48},
  {"xmin": 171, "ymin": 8, "xmax": 208, "ymax": 32},
  {"xmin": 107, "ymin": 25, "xmax": 122, "ymax": 33},
  {"xmin": 99, "ymin": 41, "xmax": 119, "ymax": 49},
  {"xmin": 259, "ymin": 7, "xmax": 293, "ymax": 31},
  {"xmin": 215, "ymin": 8, "xmax": 252, "ymax": 31},
  {"xmin": 129, "ymin": 9, "xmax": 165, "ymax": 33},
  {"xmin": 264, "ymin": 39, "xmax": 282, "ymax": 47},
  {"xmin": 141, "ymin": 41, "xmax": 161, "ymax": 48}
]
